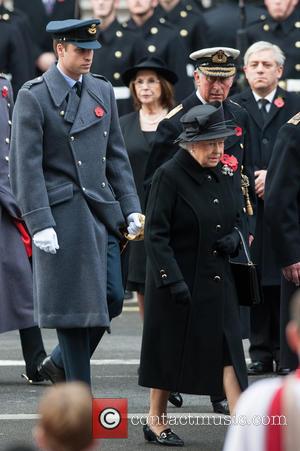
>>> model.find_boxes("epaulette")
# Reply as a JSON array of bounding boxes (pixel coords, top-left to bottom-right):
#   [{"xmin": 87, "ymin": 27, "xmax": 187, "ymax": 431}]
[
  {"xmin": 287, "ymin": 112, "xmax": 300, "ymax": 125},
  {"xmin": 229, "ymin": 99, "xmax": 241, "ymax": 107},
  {"xmin": 91, "ymin": 73, "xmax": 108, "ymax": 82},
  {"xmin": 22, "ymin": 76, "xmax": 44, "ymax": 89},
  {"xmin": 165, "ymin": 104, "xmax": 183, "ymax": 119}
]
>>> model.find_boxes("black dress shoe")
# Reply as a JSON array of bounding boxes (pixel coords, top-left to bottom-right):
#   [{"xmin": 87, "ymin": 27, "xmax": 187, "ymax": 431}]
[
  {"xmin": 277, "ymin": 367, "xmax": 292, "ymax": 376},
  {"xmin": 212, "ymin": 399, "xmax": 230, "ymax": 415},
  {"xmin": 168, "ymin": 392, "xmax": 183, "ymax": 408},
  {"xmin": 143, "ymin": 424, "xmax": 184, "ymax": 447},
  {"xmin": 38, "ymin": 356, "xmax": 66, "ymax": 384},
  {"xmin": 247, "ymin": 361, "xmax": 273, "ymax": 375},
  {"xmin": 124, "ymin": 290, "xmax": 133, "ymax": 300}
]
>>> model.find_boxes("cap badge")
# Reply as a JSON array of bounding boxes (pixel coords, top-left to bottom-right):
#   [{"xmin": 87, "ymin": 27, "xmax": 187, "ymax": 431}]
[
  {"xmin": 88, "ymin": 24, "xmax": 97, "ymax": 35},
  {"xmin": 212, "ymin": 50, "xmax": 227, "ymax": 64},
  {"xmin": 95, "ymin": 106, "xmax": 104, "ymax": 117}
]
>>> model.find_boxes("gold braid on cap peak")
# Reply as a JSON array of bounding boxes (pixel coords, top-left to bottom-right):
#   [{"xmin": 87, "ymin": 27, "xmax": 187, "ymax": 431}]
[{"xmin": 198, "ymin": 66, "xmax": 236, "ymax": 78}]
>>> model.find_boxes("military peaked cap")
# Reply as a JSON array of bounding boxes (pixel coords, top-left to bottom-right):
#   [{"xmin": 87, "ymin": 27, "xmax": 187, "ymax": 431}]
[{"xmin": 46, "ymin": 19, "xmax": 101, "ymax": 49}]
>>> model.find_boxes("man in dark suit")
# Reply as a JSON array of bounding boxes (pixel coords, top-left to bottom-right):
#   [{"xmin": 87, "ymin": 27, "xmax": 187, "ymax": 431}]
[
  {"xmin": 145, "ymin": 46, "xmax": 255, "ymax": 414},
  {"xmin": 14, "ymin": 0, "xmax": 81, "ymax": 74},
  {"xmin": 124, "ymin": 0, "xmax": 194, "ymax": 102},
  {"xmin": 10, "ymin": 19, "xmax": 142, "ymax": 385},
  {"xmin": 245, "ymin": 0, "xmax": 300, "ymax": 92},
  {"xmin": 232, "ymin": 41, "xmax": 300, "ymax": 376},
  {"xmin": 265, "ymin": 111, "xmax": 300, "ymax": 373}
]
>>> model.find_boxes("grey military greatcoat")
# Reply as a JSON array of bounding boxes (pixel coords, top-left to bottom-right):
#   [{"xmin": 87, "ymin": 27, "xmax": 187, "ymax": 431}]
[
  {"xmin": 10, "ymin": 65, "xmax": 141, "ymax": 329},
  {"xmin": 0, "ymin": 76, "xmax": 35, "ymax": 333}
]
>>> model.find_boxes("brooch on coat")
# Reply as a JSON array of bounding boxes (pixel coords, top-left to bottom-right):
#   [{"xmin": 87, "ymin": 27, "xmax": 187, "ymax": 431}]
[{"xmin": 220, "ymin": 154, "xmax": 238, "ymax": 176}]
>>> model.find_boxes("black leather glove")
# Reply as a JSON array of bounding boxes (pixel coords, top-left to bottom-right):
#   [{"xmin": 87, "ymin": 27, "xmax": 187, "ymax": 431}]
[
  {"xmin": 169, "ymin": 281, "xmax": 192, "ymax": 305},
  {"xmin": 214, "ymin": 229, "xmax": 241, "ymax": 257}
]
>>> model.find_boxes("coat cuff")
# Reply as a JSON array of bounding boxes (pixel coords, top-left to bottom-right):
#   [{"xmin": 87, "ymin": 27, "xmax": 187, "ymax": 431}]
[
  {"xmin": 119, "ymin": 193, "xmax": 141, "ymax": 219},
  {"xmin": 22, "ymin": 207, "xmax": 56, "ymax": 236}
]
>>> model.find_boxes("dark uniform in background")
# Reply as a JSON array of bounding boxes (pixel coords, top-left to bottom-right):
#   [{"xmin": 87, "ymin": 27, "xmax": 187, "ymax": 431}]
[
  {"xmin": 245, "ymin": 8, "xmax": 300, "ymax": 91},
  {"xmin": 0, "ymin": 4, "xmax": 35, "ymax": 95},
  {"xmin": 265, "ymin": 112, "xmax": 300, "ymax": 372},
  {"xmin": 156, "ymin": 1, "xmax": 208, "ymax": 81},
  {"xmin": 14, "ymin": 0, "xmax": 81, "ymax": 71},
  {"xmin": 203, "ymin": 0, "xmax": 266, "ymax": 48},
  {"xmin": 91, "ymin": 20, "xmax": 145, "ymax": 116},
  {"xmin": 232, "ymin": 86, "xmax": 300, "ymax": 372},
  {"xmin": 123, "ymin": 10, "xmax": 194, "ymax": 102},
  {"xmin": 0, "ymin": 75, "xmax": 46, "ymax": 383}
]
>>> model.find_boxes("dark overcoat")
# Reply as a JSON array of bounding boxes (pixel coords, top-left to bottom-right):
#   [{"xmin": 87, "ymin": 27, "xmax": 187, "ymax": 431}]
[
  {"xmin": 139, "ymin": 149, "xmax": 248, "ymax": 395},
  {"xmin": 231, "ymin": 87, "xmax": 300, "ymax": 285},
  {"xmin": 120, "ymin": 111, "xmax": 152, "ymax": 286},
  {"xmin": 144, "ymin": 92, "xmax": 256, "ymax": 238},
  {"xmin": 0, "ymin": 76, "xmax": 35, "ymax": 333},
  {"xmin": 265, "ymin": 116, "xmax": 300, "ymax": 369},
  {"xmin": 10, "ymin": 65, "xmax": 141, "ymax": 329}
]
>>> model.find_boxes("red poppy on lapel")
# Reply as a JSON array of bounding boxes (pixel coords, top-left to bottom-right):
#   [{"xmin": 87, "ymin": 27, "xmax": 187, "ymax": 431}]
[
  {"xmin": 235, "ymin": 126, "xmax": 243, "ymax": 136},
  {"xmin": 57, "ymin": 0, "xmax": 65, "ymax": 3},
  {"xmin": 1, "ymin": 85, "xmax": 8, "ymax": 98},
  {"xmin": 95, "ymin": 106, "xmax": 105, "ymax": 117},
  {"xmin": 274, "ymin": 97, "xmax": 284, "ymax": 108}
]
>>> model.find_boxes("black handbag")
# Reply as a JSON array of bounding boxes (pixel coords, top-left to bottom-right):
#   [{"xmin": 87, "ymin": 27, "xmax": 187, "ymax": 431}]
[{"xmin": 230, "ymin": 228, "xmax": 262, "ymax": 307}]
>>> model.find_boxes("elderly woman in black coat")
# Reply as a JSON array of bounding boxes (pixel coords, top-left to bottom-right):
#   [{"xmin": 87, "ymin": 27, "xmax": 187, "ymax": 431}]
[{"xmin": 139, "ymin": 102, "xmax": 248, "ymax": 447}]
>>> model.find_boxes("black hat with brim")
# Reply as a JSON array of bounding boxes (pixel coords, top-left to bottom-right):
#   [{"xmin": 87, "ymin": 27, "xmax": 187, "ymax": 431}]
[
  {"xmin": 46, "ymin": 19, "xmax": 101, "ymax": 50},
  {"xmin": 122, "ymin": 57, "xmax": 178, "ymax": 86},
  {"xmin": 175, "ymin": 102, "xmax": 236, "ymax": 143}
]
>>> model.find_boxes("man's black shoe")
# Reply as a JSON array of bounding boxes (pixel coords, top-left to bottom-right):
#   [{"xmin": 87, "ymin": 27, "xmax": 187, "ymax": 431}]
[
  {"xmin": 124, "ymin": 290, "xmax": 133, "ymax": 300},
  {"xmin": 38, "ymin": 356, "xmax": 66, "ymax": 384},
  {"xmin": 277, "ymin": 367, "xmax": 292, "ymax": 376},
  {"xmin": 247, "ymin": 361, "xmax": 273, "ymax": 375},
  {"xmin": 168, "ymin": 392, "xmax": 183, "ymax": 408},
  {"xmin": 212, "ymin": 399, "xmax": 230, "ymax": 415},
  {"xmin": 21, "ymin": 372, "xmax": 46, "ymax": 384}
]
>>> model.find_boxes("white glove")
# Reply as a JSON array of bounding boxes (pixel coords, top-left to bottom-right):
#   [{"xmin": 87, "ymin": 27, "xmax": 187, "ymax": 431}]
[
  {"xmin": 126, "ymin": 213, "xmax": 142, "ymax": 236},
  {"xmin": 33, "ymin": 227, "xmax": 59, "ymax": 254}
]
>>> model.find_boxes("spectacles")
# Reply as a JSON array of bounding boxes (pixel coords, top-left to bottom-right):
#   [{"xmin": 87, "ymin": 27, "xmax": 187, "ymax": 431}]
[{"xmin": 133, "ymin": 78, "xmax": 161, "ymax": 87}]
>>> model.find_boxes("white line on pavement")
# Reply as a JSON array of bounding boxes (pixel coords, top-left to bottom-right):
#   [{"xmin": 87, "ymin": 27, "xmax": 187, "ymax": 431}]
[{"xmin": 0, "ymin": 359, "xmax": 140, "ymax": 366}]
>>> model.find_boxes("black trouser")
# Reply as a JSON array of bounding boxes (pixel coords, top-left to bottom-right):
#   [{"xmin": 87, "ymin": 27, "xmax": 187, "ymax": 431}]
[
  {"xmin": 19, "ymin": 326, "xmax": 46, "ymax": 378},
  {"xmin": 249, "ymin": 285, "xmax": 280, "ymax": 364}
]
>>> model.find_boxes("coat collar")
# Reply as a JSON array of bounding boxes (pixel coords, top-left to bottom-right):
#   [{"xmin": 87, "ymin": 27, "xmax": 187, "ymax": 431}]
[
  {"xmin": 43, "ymin": 64, "xmax": 72, "ymax": 108},
  {"xmin": 174, "ymin": 148, "xmax": 221, "ymax": 186},
  {"xmin": 44, "ymin": 65, "xmax": 107, "ymax": 133}
]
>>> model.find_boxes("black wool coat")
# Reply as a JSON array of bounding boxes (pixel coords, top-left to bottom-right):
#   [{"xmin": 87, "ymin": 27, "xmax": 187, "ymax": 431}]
[
  {"xmin": 231, "ymin": 87, "xmax": 300, "ymax": 285},
  {"xmin": 265, "ymin": 116, "xmax": 300, "ymax": 369},
  {"xmin": 139, "ymin": 149, "xmax": 248, "ymax": 395},
  {"xmin": 145, "ymin": 91, "xmax": 256, "ymax": 238}
]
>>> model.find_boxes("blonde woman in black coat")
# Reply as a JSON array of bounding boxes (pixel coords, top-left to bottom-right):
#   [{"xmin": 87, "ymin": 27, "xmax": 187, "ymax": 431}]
[
  {"xmin": 140, "ymin": 102, "xmax": 248, "ymax": 447},
  {"xmin": 120, "ymin": 57, "xmax": 177, "ymax": 319}
]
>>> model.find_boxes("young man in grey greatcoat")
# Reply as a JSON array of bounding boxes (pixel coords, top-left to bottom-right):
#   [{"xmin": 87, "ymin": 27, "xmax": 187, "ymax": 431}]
[{"xmin": 9, "ymin": 19, "xmax": 142, "ymax": 385}]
